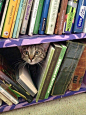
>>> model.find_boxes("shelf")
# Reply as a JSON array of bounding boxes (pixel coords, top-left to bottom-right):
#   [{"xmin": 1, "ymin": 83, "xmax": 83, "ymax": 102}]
[
  {"xmin": 0, "ymin": 33, "xmax": 86, "ymax": 48},
  {"xmin": 0, "ymin": 83, "xmax": 86, "ymax": 113}
]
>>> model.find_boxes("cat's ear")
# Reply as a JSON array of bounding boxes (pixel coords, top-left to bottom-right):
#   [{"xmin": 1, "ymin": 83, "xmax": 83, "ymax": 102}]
[
  {"xmin": 17, "ymin": 46, "xmax": 22, "ymax": 53},
  {"xmin": 41, "ymin": 43, "xmax": 50, "ymax": 52}
]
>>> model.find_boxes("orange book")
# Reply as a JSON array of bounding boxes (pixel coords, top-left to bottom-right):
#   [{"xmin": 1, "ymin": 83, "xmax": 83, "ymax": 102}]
[{"xmin": 1, "ymin": 0, "xmax": 18, "ymax": 38}]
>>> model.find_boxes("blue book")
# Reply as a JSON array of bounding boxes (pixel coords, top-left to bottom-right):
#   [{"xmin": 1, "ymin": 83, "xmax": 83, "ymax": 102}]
[
  {"xmin": 12, "ymin": 0, "xmax": 24, "ymax": 38},
  {"xmin": 73, "ymin": 0, "xmax": 86, "ymax": 33},
  {"xmin": 39, "ymin": 0, "xmax": 51, "ymax": 35}
]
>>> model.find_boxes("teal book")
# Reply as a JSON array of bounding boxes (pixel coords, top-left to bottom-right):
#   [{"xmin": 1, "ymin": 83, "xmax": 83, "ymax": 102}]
[
  {"xmin": 33, "ymin": 0, "xmax": 45, "ymax": 34},
  {"xmin": 51, "ymin": 41, "xmax": 85, "ymax": 96}
]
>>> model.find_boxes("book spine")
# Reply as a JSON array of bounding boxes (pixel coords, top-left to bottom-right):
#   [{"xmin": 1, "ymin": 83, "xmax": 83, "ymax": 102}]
[
  {"xmin": 83, "ymin": 18, "xmax": 86, "ymax": 33},
  {"xmin": 1, "ymin": 0, "xmax": 18, "ymax": 38},
  {"xmin": 0, "ymin": 99, "xmax": 2, "ymax": 106},
  {"xmin": 20, "ymin": 0, "xmax": 33, "ymax": 34},
  {"xmin": 28, "ymin": 0, "xmax": 40, "ymax": 36},
  {"xmin": 54, "ymin": 0, "xmax": 68, "ymax": 35},
  {"xmin": 73, "ymin": 0, "xmax": 86, "ymax": 33},
  {"xmin": 0, "ymin": 0, "xmax": 9, "ymax": 36},
  {"xmin": 12, "ymin": 0, "xmax": 24, "ymax": 38},
  {"xmin": 0, "ymin": 93, "xmax": 13, "ymax": 106},
  {"xmin": 33, "ymin": 0, "xmax": 45, "ymax": 34},
  {"xmin": 0, "ymin": 86, "xmax": 18, "ymax": 104},
  {"xmin": 45, "ymin": 0, "xmax": 60, "ymax": 34},
  {"xmin": 0, "ymin": 0, "xmax": 4, "ymax": 14},
  {"xmin": 9, "ymin": 0, "xmax": 21, "ymax": 38},
  {"xmin": 36, "ymin": 46, "xmax": 55, "ymax": 102},
  {"xmin": 39, "ymin": 46, "xmax": 62, "ymax": 99},
  {"xmin": 39, "ymin": 0, "xmax": 51, "ymax": 35},
  {"xmin": 45, "ymin": 45, "xmax": 67, "ymax": 99},
  {"xmin": 16, "ymin": 0, "xmax": 27, "ymax": 38}
]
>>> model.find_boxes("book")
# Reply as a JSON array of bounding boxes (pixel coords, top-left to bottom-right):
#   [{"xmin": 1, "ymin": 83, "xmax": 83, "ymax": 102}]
[
  {"xmin": 54, "ymin": 0, "xmax": 68, "ymax": 35},
  {"xmin": 1, "ymin": 0, "xmax": 18, "ymax": 38},
  {"xmin": 83, "ymin": 16, "xmax": 86, "ymax": 33},
  {"xmin": 0, "ymin": 99, "xmax": 2, "ymax": 106},
  {"xmin": 16, "ymin": 0, "xmax": 28, "ymax": 38},
  {"xmin": 0, "ymin": 92, "xmax": 13, "ymax": 106},
  {"xmin": 9, "ymin": 0, "xmax": 21, "ymax": 38},
  {"xmin": 73, "ymin": 0, "xmax": 86, "ymax": 33},
  {"xmin": 45, "ymin": 0, "xmax": 60, "ymax": 35},
  {"xmin": 36, "ymin": 45, "xmax": 55, "ymax": 102},
  {"xmin": 39, "ymin": 0, "xmax": 51, "ymax": 35},
  {"xmin": 0, "ymin": 0, "xmax": 4, "ymax": 14},
  {"xmin": 12, "ymin": 0, "xmax": 24, "ymax": 38},
  {"xmin": 20, "ymin": 0, "xmax": 33, "ymax": 34},
  {"xmin": 33, "ymin": 0, "xmax": 45, "ymax": 34},
  {"xmin": 16, "ymin": 66, "xmax": 37, "ymax": 97},
  {"xmin": 51, "ymin": 41, "xmax": 85, "ymax": 96},
  {"xmin": 0, "ymin": 81, "xmax": 19, "ymax": 104},
  {"xmin": 28, "ymin": 0, "xmax": 40, "ymax": 36},
  {"xmin": 0, "ymin": 0, "xmax": 9, "ymax": 36}
]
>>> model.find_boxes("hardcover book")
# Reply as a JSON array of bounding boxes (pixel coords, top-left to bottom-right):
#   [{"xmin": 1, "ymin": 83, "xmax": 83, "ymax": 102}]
[
  {"xmin": 73, "ymin": 0, "xmax": 86, "ymax": 33},
  {"xmin": 51, "ymin": 41, "xmax": 85, "ymax": 96},
  {"xmin": 45, "ymin": 0, "xmax": 60, "ymax": 34},
  {"xmin": 1, "ymin": 0, "xmax": 18, "ymax": 38},
  {"xmin": 54, "ymin": 0, "xmax": 68, "ymax": 35}
]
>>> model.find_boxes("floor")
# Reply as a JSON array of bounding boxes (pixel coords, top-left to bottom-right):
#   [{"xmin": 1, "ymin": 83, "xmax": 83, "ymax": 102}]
[{"xmin": 1, "ymin": 93, "xmax": 86, "ymax": 115}]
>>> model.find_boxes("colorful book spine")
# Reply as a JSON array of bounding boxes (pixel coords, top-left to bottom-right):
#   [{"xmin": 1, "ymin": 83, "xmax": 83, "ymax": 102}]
[
  {"xmin": 73, "ymin": 0, "xmax": 86, "ymax": 33},
  {"xmin": 1, "ymin": 0, "xmax": 18, "ymax": 38},
  {"xmin": 12, "ymin": 0, "xmax": 24, "ymax": 38},
  {"xmin": 36, "ymin": 45, "xmax": 55, "ymax": 102},
  {"xmin": 16, "ymin": 0, "xmax": 27, "ymax": 38},
  {"xmin": 33, "ymin": 0, "xmax": 45, "ymax": 34},
  {"xmin": 45, "ymin": 0, "xmax": 60, "ymax": 34},
  {"xmin": 20, "ymin": 0, "xmax": 33, "ymax": 34},
  {"xmin": 0, "ymin": 0, "xmax": 4, "ymax": 14},
  {"xmin": 0, "ymin": 0, "xmax": 9, "ymax": 36},
  {"xmin": 28, "ymin": 0, "xmax": 40, "ymax": 36},
  {"xmin": 39, "ymin": 0, "xmax": 51, "ymax": 35},
  {"xmin": 9, "ymin": 0, "xmax": 21, "ymax": 38},
  {"xmin": 45, "ymin": 44, "xmax": 67, "ymax": 99}
]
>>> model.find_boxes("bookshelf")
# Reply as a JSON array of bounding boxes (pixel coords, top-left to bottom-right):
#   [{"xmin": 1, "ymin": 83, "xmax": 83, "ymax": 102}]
[{"xmin": 0, "ymin": 33, "xmax": 86, "ymax": 113}]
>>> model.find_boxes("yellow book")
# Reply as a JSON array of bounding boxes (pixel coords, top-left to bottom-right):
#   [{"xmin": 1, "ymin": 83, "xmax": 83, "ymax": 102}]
[
  {"xmin": 9, "ymin": 0, "xmax": 21, "ymax": 38},
  {"xmin": 1, "ymin": 0, "xmax": 18, "ymax": 38}
]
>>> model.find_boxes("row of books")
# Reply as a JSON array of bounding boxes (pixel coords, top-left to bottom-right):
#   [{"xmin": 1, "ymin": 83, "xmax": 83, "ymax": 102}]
[
  {"xmin": 0, "ymin": 0, "xmax": 86, "ymax": 39},
  {"xmin": 0, "ymin": 39, "xmax": 86, "ymax": 106}
]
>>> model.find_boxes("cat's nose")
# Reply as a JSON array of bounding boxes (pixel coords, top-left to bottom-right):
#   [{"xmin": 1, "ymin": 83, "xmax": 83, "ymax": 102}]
[{"xmin": 29, "ymin": 56, "xmax": 34, "ymax": 61}]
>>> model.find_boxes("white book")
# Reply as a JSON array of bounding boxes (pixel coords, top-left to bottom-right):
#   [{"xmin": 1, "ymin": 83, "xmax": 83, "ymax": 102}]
[
  {"xmin": 45, "ymin": 0, "xmax": 60, "ymax": 34},
  {"xmin": 0, "ymin": 0, "xmax": 10, "ymax": 36},
  {"xmin": 28, "ymin": 0, "xmax": 40, "ymax": 36},
  {"xmin": 83, "ymin": 18, "xmax": 86, "ymax": 33}
]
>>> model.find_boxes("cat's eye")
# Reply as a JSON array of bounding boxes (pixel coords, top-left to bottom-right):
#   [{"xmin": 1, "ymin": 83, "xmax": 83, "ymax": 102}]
[
  {"xmin": 25, "ymin": 51, "xmax": 29, "ymax": 55},
  {"xmin": 35, "ymin": 51, "xmax": 40, "ymax": 55}
]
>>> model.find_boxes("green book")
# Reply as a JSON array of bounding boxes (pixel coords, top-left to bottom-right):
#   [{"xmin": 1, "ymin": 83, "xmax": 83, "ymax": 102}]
[
  {"xmin": 36, "ymin": 45, "xmax": 55, "ymax": 102},
  {"xmin": 33, "ymin": 0, "xmax": 44, "ymax": 34},
  {"xmin": 0, "ymin": 0, "xmax": 4, "ymax": 14},
  {"xmin": 45, "ymin": 44, "xmax": 67, "ymax": 99}
]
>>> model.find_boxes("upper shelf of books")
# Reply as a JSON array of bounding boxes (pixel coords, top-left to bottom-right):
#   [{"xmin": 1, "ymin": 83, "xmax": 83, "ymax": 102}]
[{"xmin": 0, "ymin": 33, "xmax": 86, "ymax": 48}]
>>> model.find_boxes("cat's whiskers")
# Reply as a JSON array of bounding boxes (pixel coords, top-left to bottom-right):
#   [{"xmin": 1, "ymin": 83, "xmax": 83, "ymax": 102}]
[{"xmin": 37, "ymin": 62, "xmax": 43, "ymax": 70}]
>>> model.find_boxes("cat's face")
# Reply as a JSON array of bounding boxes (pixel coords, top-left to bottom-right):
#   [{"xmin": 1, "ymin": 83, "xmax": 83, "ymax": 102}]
[{"xmin": 18, "ymin": 43, "xmax": 50, "ymax": 65}]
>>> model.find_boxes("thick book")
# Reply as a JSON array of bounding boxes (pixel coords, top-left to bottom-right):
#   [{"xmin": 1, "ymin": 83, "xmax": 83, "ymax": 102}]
[
  {"xmin": 1, "ymin": 0, "xmax": 18, "ymax": 38},
  {"xmin": 33, "ymin": 0, "xmax": 45, "ymax": 34},
  {"xmin": 28, "ymin": 0, "xmax": 40, "ymax": 36},
  {"xmin": 73, "ymin": 0, "xmax": 86, "ymax": 33},
  {"xmin": 9, "ymin": 0, "xmax": 21, "ymax": 38},
  {"xmin": 16, "ymin": 66, "xmax": 37, "ymax": 97},
  {"xmin": 0, "ymin": 0, "xmax": 9, "ymax": 36},
  {"xmin": 39, "ymin": 0, "xmax": 51, "ymax": 35},
  {"xmin": 51, "ymin": 41, "xmax": 85, "ymax": 96},
  {"xmin": 16, "ymin": 0, "xmax": 27, "ymax": 38},
  {"xmin": 20, "ymin": 0, "xmax": 33, "ymax": 34},
  {"xmin": 45, "ymin": 0, "xmax": 60, "ymax": 34},
  {"xmin": 36, "ymin": 45, "xmax": 55, "ymax": 102},
  {"xmin": 54, "ymin": 0, "xmax": 68, "ymax": 35}
]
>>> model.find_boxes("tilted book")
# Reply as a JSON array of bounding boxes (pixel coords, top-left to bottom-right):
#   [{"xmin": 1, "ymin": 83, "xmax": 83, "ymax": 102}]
[
  {"xmin": 36, "ymin": 45, "xmax": 55, "ymax": 102},
  {"xmin": 45, "ymin": 0, "xmax": 60, "ymax": 35},
  {"xmin": 51, "ymin": 41, "xmax": 85, "ymax": 96},
  {"xmin": 1, "ymin": 0, "xmax": 18, "ymax": 38},
  {"xmin": 20, "ymin": 0, "xmax": 33, "ymax": 34},
  {"xmin": 33, "ymin": 0, "xmax": 45, "ymax": 34},
  {"xmin": 28, "ymin": 0, "xmax": 40, "ymax": 36},
  {"xmin": 16, "ymin": 66, "xmax": 37, "ymax": 97}
]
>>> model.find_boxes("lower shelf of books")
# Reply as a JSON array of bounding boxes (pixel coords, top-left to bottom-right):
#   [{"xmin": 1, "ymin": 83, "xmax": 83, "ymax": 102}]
[{"xmin": 0, "ymin": 83, "xmax": 86, "ymax": 113}]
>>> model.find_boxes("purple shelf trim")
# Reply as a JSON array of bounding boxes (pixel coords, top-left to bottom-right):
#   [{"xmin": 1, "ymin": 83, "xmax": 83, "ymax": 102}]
[
  {"xmin": 0, "ymin": 33, "xmax": 86, "ymax": 48},
  {"xmin": 0, "ymin": 86, "xmax": 86, "ymax": 113}
]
